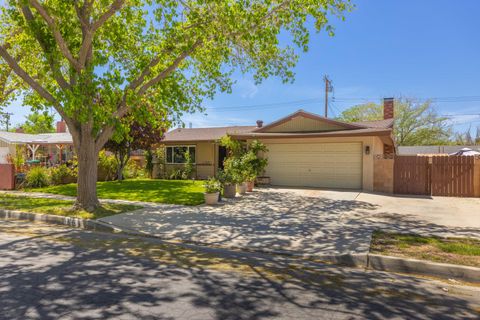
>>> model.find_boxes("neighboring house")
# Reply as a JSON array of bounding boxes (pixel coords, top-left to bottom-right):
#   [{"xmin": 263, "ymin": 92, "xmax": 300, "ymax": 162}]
[
  {"xmin": 398, "ymin": 145, "xmax": 480, "ymax": 156},
  {"xmin": 0, "ymin": 121, "xmax": 74, "ymax": 165},
  {"xmin": 162, "ymin": 98, "xmax": 396, "ymax": 191}
]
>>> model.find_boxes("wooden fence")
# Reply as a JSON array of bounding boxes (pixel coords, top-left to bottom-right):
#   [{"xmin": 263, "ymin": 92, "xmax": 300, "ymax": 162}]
[
  {"xmin": 394, "ymin": 155, "xmax": 480, "ymax": 197},
  {"xmin": 394, "ymin": 156, "xmax": 431, "ymax": 195}
]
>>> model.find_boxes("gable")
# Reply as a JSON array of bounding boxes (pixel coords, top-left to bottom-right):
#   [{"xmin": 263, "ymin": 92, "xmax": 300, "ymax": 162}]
[{"xmin": 260, "ymin": 114, "xmax": 351, "ymax": 133}]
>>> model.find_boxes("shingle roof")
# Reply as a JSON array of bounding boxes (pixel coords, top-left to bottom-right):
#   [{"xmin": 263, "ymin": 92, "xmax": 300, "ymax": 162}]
[
  {"xmin": 229, "ymin": 127, "xmax": 393, "ymax": 139},
  {"xmin": 163, "ymin": 126, "xmax": 257, "ymax": 142},
  {"xmin": 163, "ymin": 110, "xmax": 394, "ymax": 142},
  {"xmin": 352, "ymin": 118, "xmax": 394, "ymax": 129},
  {"xmin": 0, "ymin": 131, "xmax": 73, "ymax": 145}
]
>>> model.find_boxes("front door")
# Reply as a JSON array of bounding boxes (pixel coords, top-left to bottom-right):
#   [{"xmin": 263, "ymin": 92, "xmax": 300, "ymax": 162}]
[{"xmin": 218, "ymin": 146, "xmax": 227, "ymax": 170}]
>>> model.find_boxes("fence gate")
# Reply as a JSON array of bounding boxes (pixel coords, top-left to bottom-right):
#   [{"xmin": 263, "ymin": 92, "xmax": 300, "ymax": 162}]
[
  {"xmin": 431, "ymin": 156, "xmax": 475, "ymax": 197},
  {"xmin": 394, "ymin": 156, "xmax": 431, "ymax": 195}
]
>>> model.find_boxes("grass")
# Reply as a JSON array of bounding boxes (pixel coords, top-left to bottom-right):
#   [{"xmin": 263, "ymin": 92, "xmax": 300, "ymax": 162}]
[
  {"xmin": 0, "ymin": 194, "xmax": 142, "ymax": 219},
  {"xmin": 371, "ymin": 231, "xmax": 480, "ymax": 267},
  {"xmin": 31, "ymin": 179, "xmax": 205, "ymax": 205}
]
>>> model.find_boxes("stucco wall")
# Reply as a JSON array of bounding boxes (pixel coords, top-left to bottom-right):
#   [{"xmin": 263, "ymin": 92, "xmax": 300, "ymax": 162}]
[
  {"xmin": 248, "ymin": 136, "xmax": 386, "ymax": 191},
  {"xmin": 163, "ymin": 141, "xmax": 216, "ymax": 179}
]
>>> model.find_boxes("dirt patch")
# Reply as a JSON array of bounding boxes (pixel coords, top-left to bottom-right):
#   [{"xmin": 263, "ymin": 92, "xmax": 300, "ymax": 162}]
[{"xmin": 370, "ymin": 231, "xmax": 480, "ymax": 268}]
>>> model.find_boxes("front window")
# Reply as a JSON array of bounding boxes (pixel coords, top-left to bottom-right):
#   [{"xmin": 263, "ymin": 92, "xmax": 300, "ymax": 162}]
[{"xmin": 166, "ymin": 146, "xmax": 196, "ymax": 164}]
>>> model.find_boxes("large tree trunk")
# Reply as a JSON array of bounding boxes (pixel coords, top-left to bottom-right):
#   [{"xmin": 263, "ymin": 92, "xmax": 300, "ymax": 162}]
[{"xmin": 74, "ymin": 135, "xmax": 100, "ymax": 212}]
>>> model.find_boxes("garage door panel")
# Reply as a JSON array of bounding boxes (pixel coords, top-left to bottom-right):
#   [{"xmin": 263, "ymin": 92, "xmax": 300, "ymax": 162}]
[{"xmin": 265, "ymin": 142, "xmax": 362, "ymax": 189}]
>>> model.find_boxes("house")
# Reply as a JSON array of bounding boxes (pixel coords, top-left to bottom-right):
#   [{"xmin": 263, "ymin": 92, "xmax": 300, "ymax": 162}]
[
  {"xmin": 0, "ymin": 121, "xmax": 74, "ymax": 165},
  {"xmin": 162, "ymin": 98, "xmax": 396, "ymax": 191}
]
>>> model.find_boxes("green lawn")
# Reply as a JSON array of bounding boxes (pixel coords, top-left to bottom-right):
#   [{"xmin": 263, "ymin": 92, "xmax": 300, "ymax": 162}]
[
  {"xmin": 32, "ymin": 179, "xmax": 205, "ymax": 205},
  {"xmin": 0, "ymin": 194, "xmax": 141, "ymax": 219},
  {"xmin": 370, "ymin": 231, "xmax": 480, "ymax": 267}
]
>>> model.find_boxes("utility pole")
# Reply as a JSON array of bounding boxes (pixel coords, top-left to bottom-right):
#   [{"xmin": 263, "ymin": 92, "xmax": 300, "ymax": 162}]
[{"xmin": 323, "ymin": 75, "xmax": 333, "ymax": 118}]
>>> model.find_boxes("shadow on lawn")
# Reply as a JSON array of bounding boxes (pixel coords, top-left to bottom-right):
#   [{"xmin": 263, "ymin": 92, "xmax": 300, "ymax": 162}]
[{"xmin": 0, "ymin": 226, "xmax": 478, "ymax": 320}]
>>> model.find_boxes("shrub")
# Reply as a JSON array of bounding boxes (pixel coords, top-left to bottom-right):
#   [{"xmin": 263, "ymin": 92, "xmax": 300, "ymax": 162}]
[
  {"xmin": 168, "ymin": 169, "xmax": 184, "ymax": 180},
  {"xmin": 26, "ymin": 166, "xmax": 50, "ymax": 188},
  {"xmin": 98, "ymin": 151, "xmax": 118, "ymax": 181},
  {"xmin": 123, "ymin": 159, "xmax": 145, "ymax": 179},
  {"xmin": 204, "ymin": 177, "xmax": 222, "ymax": 193},
  {"xmin": 50, "ymin": 164, "xmax": 77, "ymax": 185}
]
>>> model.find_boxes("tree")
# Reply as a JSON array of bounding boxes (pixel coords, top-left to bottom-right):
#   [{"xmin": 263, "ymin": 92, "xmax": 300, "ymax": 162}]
[
  {"xmin": 19, "ymin": 111, "xmax": 55, "ymax": 134},
  {"xmin": 337, "ymin": 98, "xmax": 452, "ymax": 146},
  {"xmin": 0, "ymin": 1, "xmax": 352, "ymax": 211},
  {"xmin": 104, "ymin": 117, "xmax": 166, "ymax": 181}
]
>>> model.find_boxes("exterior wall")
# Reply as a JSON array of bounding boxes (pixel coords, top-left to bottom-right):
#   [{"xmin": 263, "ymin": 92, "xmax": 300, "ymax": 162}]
[
  {"xmin": 373, "ymin": 156, "xmax": 394, "ymax": 193},
  {"xmin": 0, "ymin": 164, "xmax": 15, "ymax": 190},
  {"xmin": 163, "ymin": 141, "xmax": 216, "ymax": 179},
  {"xmin": 263, "ymin": 116, "xmax": 346, "ymax": 133},
  {"xmin": 248, "ymin": 135, "xmax": 386, "ymax": 191}
]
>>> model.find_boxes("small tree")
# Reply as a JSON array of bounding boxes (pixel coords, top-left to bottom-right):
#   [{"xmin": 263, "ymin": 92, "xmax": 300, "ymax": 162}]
[
  {"xmin": 19, "ymin": 111, "xmax": 55, "ymax": 134},
  {"xmin": 337, "ymin": 98, "xmax": 452, "ymax": 146},
  {"xmin": 105, "ymin": 119, "xmax": 165, "ymax": 180}
]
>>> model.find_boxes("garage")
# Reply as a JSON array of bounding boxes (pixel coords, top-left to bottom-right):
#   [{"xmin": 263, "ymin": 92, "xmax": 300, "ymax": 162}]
[{"xmin": 264, "ymin": 142, "xmax": 363, "ymax": 189}]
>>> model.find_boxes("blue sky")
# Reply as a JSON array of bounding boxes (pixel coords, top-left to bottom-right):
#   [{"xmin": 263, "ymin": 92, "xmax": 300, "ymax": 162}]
[{"xmin": 6, "ymin": 0, "xmax": 480, "ymax": 133}]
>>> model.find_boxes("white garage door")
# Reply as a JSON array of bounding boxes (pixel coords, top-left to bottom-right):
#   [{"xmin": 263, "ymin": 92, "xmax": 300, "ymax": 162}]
[{"xmin": 264, "ymin": 142, "xmax": 363, "ymax": 189}]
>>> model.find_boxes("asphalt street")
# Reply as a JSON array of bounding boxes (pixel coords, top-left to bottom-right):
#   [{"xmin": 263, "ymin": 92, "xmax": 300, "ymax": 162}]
[{"xmin": 1, "ymin": 219, "xmax": 479, "ymax": 320}]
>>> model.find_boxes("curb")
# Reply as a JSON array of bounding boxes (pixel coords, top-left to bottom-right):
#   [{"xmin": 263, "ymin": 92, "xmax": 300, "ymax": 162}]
[
  {"xmin": 366, "ymin": 254, "xmax": 480, "ymax": 283},
  {"xmin": 2, "ymin": 211, "xmax": 479, "ymax": 283},
  {"xmin": 0, "ymin": 209, "xmax": 121, "ymax": 233}
]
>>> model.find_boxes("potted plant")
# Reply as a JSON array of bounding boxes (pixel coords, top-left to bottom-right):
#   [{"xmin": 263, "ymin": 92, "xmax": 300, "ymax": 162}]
[
  {"xmin": 203, "ymin": 177, "xmax": 222, "ymax": 205},
  {"xmin": 218, "ymin": 169, "xmax": 236, "ymax": 198},
  {"xmin": 242, "ymin": 140, "xmax": 268, "ymax": 192}
]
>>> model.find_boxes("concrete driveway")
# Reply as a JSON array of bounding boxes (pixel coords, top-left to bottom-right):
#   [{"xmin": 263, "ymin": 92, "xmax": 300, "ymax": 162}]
[{"xmin": 100, "ymin": 188, "xmax": 480, "ymax": 258}]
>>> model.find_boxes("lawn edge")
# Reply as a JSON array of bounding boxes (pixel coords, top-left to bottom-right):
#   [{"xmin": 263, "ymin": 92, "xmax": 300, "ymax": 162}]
[{"xmin": 0, "ymin": 209, "xmax": 122, "ymax": 233}]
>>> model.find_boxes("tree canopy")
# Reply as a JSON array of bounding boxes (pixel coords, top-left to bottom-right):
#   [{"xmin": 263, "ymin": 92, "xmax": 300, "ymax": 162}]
[
  {"xmin": 0, "ymin": 0, "xmax": 352, "ymax": 210},
  {"xmin": 337, "ymin": 98, "xmax": 453, "ymax": 146}
]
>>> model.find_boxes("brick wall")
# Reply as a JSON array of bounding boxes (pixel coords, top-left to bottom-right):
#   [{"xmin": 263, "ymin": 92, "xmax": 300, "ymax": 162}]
[{"xmin": 373, "ymin": 156, "xmax": 394, "ymax": 193}]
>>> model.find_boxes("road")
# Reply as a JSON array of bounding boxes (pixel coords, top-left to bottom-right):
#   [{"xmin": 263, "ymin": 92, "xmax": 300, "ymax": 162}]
[{"xmin": 0, "ymin": 219, "xmax": 479, "ymax": 320}]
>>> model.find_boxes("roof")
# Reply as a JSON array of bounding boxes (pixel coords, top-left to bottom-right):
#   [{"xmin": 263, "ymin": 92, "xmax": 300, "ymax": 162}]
[
  {"xmin": 0, "ymin": 131, "xmax": 73, "ymax": 145},
  {"xmin": 229, "ymin": 128, "xmax": 393, "ymax": 139},
  {"xmin": 352, "ymin": 118, "xmax": 394, "ymax": 129},
  {"xmin": 253, "ymin": 110, "xmax": 365, "ymax": 132},
  {"xmin": 163, "ymin": 126, "xmax": 257, "ymax": 142},
  {"xmin": 163, "ymin": 109, "xmax": 394, "ymax": 142}
]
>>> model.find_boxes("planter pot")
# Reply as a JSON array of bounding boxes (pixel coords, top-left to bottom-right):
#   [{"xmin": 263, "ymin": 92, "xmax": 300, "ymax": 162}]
[
  {"xmin": 204, "ymin": 192, "xmax": 220, "ymax": 205},
  {"xmin": 246, "ymin": 181, "xmax": 254, "ymax": 192},
  {"xmin": 237, "ymin": 183, "xmax": 247, "ymax": 195},
  {"xmin": 223, "ymin": 184, "xmax": 236, "ymax": 198},
  {"xmin": 256, "ymin": 176, "xmax": 271, "ymax": 186}
]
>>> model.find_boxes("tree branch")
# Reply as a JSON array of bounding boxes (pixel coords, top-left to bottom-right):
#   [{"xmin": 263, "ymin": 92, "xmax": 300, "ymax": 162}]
[
  {"xmin": 0, "ymin": 44, "xmax": 58, "ymax": 105},
  {"xmin": 78, "ymin": 0, "xmax": 125, "ymax": 68},
  {"xmin": 28, "ymin": 0, "xmax": 81, "ymax": 72},
  {"xmin": 92, "ymin": 0, "xmax": 125, "ymax": 32},
  {"xmin": 21, "ymin": 5, "xmax": 71, "ymax": 90}
]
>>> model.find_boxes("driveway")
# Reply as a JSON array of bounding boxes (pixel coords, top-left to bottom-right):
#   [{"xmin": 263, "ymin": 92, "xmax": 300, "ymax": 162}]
[{"xmin": 100, "ymin": 188, "xmax": 480, "ymax": 257}]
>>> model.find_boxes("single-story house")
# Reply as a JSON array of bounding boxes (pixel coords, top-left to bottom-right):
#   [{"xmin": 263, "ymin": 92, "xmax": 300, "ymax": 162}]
[
  {"xmin": 162, "ymin": 98, "xmax": 396, "ymax": 191},
  {"xmin": 0, "ymin": 121, "xmax": 74, "ymax": 165}
]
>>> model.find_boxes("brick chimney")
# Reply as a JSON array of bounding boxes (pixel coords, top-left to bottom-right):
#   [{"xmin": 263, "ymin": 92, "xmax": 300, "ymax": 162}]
[
  {"xmin": 383, "ymin": 97, "xmax": 395, "ymax": 156},
  {"xmin": 15, "ymin": 127, "xmax": 24, "ymax": 133},
  {"xmin": 256, "ymin": 120, "xmax": 263, "ymax": 128},
  {"xmin": 383, "ymin": 97, "xmax": 394, "ymax": 119},
  {"xmin": 56, "ymin": 120, "xmax": 67, "ymax": 133}
]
